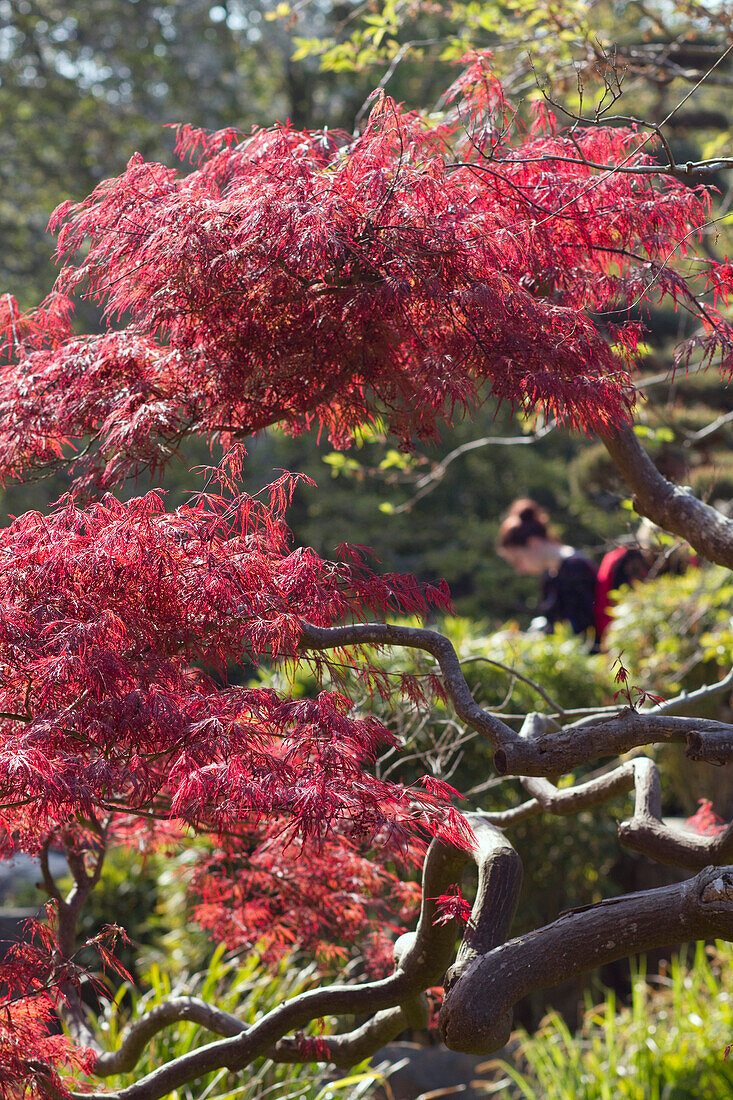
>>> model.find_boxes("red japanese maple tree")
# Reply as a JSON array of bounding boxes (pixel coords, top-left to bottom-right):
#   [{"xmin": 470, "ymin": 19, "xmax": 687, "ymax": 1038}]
[{"xmin": 1, "ymin": 55, "xmax": 733, "ymax": 1099}]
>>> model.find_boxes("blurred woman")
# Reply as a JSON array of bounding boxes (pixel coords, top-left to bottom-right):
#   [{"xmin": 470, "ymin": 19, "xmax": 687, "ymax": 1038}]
[{"xmin": 496, "ymin": 498, "xmax": 598, "ymax": 640}]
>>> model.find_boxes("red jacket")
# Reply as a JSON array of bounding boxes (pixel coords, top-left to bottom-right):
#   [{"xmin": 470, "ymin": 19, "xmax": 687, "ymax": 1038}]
[{"xmin": 594, "ymin": 547, "xmax": 647, "ymax": 643}]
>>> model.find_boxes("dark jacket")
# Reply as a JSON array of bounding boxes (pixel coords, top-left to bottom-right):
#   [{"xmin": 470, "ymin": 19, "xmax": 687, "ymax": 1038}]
[{"xmin": 539, "ymin": 552, "xmax": 598, "ymax": 637}]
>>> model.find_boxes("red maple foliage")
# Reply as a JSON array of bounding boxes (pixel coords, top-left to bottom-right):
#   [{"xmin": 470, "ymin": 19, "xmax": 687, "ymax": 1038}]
[
  {"xmin": 0, "ymin": 458, "xmax": 464, "ymax": 1087},
  {"xmin": 0, "ymin": 461, "xmax": 460, "ymax": 846},
  {"xmin": 189, "ymin": 832, "xmax": 423, "ymax": 969},
  {"xmin": 0, "ymin": 911, "xmax": 130, "ymax": 1099},
  {"xmin": 0, "ymin": 994, "xmax": 94, "ymax": 1100},
  {"xmin": 2, "ymin": 55, "xmax": 731, "ymax": 492}
]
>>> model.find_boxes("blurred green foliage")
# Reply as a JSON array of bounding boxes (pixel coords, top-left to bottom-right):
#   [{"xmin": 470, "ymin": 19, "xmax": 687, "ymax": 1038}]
[
  {"xmin": 606, "ymin": 566, "xmax": 733, "ymax": 701},
  {"xmin": 49, "ymin": 843, "xmax": 213, "ymax": 986}
]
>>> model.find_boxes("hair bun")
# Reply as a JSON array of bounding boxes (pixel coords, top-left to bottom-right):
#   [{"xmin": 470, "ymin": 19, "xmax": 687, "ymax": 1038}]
[
  {"xmin": 497, "ymin": 497, "xmax": 554, "ymax": 551},
  {"xmin": 508, "ymin": 498, "xmax": 543, "ymax": 522}
]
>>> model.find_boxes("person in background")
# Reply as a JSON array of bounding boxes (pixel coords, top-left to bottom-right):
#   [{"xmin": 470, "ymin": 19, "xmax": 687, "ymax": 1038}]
[
  {"xmin": 593, "ymin": 544, "xmax": 648, "ymax": 645},
  {"xmin": 496, "ymin": 498, "xmax": 598, "ymax": 642}
]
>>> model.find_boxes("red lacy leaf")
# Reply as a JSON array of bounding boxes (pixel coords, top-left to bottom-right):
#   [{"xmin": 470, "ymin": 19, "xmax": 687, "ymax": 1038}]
[
  {"xmin": 419, "ymin": 775, "xmax": 465, "ymax": 800},
  {"xmin": 431, "ymin": 884, "xmax": 472, "ymax": 926}
]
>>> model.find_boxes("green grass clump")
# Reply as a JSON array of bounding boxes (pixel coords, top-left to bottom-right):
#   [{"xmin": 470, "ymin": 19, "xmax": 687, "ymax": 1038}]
[{"xmin": 500, "ymin": 941, "xmax": 733, "ymax": 1100}]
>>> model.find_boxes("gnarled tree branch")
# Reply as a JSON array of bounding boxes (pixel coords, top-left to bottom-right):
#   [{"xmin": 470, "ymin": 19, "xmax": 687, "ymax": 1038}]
[
  {"xmin": 603, "ymin": 425, "xmax": 733, "ymax": 570},
  {"xmin": 300, "ymin": 622, "xmax": 733, "ymax": 774},
  {"xmin": 494, "ymin": 710, "xmax": 733, "ymax": 775},
  {"xmin": 618, "ymin": 758, "xmax": 733, "ymax": 869},
  {"xmin": 440, "ymin": 864, "xmax": 733, "ymax": 1055}
]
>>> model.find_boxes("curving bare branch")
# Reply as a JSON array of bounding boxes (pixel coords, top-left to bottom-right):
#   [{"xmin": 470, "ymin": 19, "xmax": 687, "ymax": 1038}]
[
  {"xmin": 440, "ymin": 864, "xmax": 733, "ymax": 1055},
  {"xmin": 387, "ymin": 421, "xmax": 557, "ymax": 515},
  {"xmin": 268, "ymin": 1003, "xmax": 423, "ymax": 1067},
  {"xmin": 687, "ymin": 728, "xmax": 733, "ymax": 765},
  {"xmin": 92, "ymin": 999, "xmax": 247, "ymax": 1077},
  {"xmin": 603, "ymin": 425, "xmax": 733, "ymax": 570},
  {"xmin": 299, "ymin": 622, "xmax": 733, "ymax": 774}
]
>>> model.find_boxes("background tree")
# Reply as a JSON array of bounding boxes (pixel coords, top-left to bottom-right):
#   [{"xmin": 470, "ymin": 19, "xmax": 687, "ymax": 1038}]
[{"xmin": 0, "ymin": 0, "xmax": 379, "ymax": 312}]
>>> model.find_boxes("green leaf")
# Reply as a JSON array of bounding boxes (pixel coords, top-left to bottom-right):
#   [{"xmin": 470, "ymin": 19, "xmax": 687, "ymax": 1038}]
[
  {"xmin": 314, "ymin": 1070, "xmax": 385, "ymax": 1100},
  {"xmin": 379, "ymin": 448, "xmax": 414, "ymax": 471}
]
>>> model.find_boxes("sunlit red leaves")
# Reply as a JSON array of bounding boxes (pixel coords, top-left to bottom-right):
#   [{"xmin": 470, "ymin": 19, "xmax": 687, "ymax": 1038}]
[
  {"xmin": 431, "ymin": 883, "xmax": 472, "ymax": 927},
  {"xmin": 3, "ymin": 62, "xmax": 722, "ymax": 488},
  {"xmin": 189, "ymin": 831, "xmax": 422, "ymax": 971},
  {"xmin": 0, "ymin": 472, "xmax": 453, "ymax": 848},
  {"xmin": 167, "ymin": 691, "xmax": 414, "ymax": 840},
  {"xmin": 432, "ymin": 807, "xmax": 476, "ymax": 851},
  {"xmin": 419, "ymin": 775, "xmax": 465, "ymax": 801}
]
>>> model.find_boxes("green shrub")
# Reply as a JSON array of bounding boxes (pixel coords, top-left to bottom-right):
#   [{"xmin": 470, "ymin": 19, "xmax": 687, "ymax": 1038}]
[{"xmin": 605, "ymin": 565, "xmax": 733, "ymax": 700}]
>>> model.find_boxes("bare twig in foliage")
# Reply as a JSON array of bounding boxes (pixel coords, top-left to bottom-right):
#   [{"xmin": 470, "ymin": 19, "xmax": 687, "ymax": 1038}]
[
  {"xmin": 299, "ymin": 621, "xmax": 733, "ymax": 774},
  {"xmin": 388, "ymin": 421, "xmax": 558, "ymax": 515}
]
